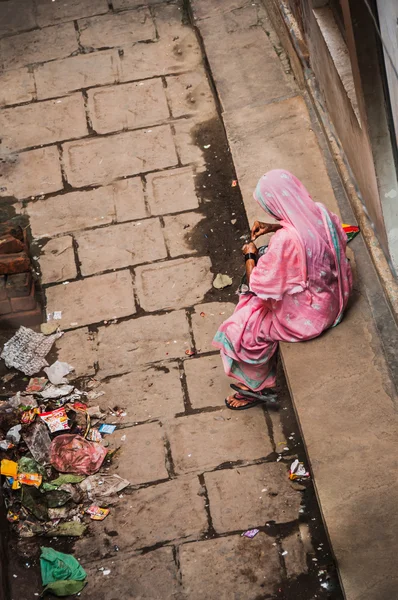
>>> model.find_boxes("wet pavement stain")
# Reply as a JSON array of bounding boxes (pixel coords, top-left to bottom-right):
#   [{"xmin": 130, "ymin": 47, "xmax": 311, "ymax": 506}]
[{"xmin": 188, "ymin": 116, "xmax": 250, "ymax": 303}]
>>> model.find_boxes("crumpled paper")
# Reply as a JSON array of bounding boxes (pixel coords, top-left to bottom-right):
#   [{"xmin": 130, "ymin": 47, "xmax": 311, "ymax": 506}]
[
  {"xmin": 1, "ymin": 327, "xmax": 63, "ymax": 376},
  {"xmin": 213, "ymin": 273, "xmax": 233, "ymax": 289}
]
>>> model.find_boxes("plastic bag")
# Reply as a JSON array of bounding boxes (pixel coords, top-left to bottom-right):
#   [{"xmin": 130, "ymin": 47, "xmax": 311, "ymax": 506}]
[
  {"xmin": 40, "ymin": 546, "xmax": 87, "ymax": 597},
  {"xmin": 44, "ymin": 361, "xmax": 73, "ymax": 385},
  {"xmin": 50, "ymin": 434, "xmax": 107, "ymax": 475}
]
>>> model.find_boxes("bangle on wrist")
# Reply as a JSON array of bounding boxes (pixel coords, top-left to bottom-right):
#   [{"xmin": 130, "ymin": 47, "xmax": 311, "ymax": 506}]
[{"xmin": 244, "ymin": 253, "xmax": 257, "ymax": 263}]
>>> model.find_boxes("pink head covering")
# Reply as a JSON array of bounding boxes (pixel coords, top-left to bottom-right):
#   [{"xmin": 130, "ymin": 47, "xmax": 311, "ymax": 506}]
[{"xmin": 254, "ymin": 169, "xmax": 352, "ymax": 325}]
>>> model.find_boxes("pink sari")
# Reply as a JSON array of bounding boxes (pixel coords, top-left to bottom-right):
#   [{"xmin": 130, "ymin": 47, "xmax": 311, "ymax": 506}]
[{"xmin": 213, "ymin": 169, "xmax": 353, "ymax": 390}]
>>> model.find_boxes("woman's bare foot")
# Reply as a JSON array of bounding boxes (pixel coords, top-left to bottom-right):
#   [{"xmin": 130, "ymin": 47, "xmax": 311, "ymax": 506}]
[{"xmin": 226, "ymin": 384, "xmax": 252, "ymax": 408}]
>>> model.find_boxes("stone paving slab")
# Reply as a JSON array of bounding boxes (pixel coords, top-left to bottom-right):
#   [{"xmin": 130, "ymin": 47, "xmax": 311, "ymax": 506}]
[
  {"xmin": 54, "ymin": 327, "xmax": 97, "ymax": 377},
  {"xmin": 78, "ymin": 9, "xmax": 155, "ymax": 49},
  {"xmin": 281, "ymin": 531, "xmax": 307, "ymax": 578},
  {"xmin": 0, "ymin": 23, "xmax": 79, "ymax": 71},
  {"xmin": 108, "ymin": 422, "xmax": 168, "ymax": 484},
  {"xmin": 191, "ymin": 0, "xmax": 248, "ymax": 20},
  {"xmin": 223, "ymin": 96, "xmax": 339, "ymax": 223},
  {"xmin": 180, "ymin": 534, "xmax": 281, "ymax": 599},
  {"xmin": 172, "ymin": 118, "xmax": 206, "ymax": 166},
  {"xmin": 0, "ymin": 0, "xmax": 36, "ymax": 36},
  {"xmin": 39, "ymin": 236, "xmax": 77, "ymax": 284},
  {"xmin": 63, "ymin": 125, "xmax": 178, "ymax": 187},
  {"xmin": 152, "ymin": 2, "xmax": 186, "ymax": 37},
  {"xmin": 36, "ymin": 0, "xmax": 109, "ymax": 27},
  {"xmin": 196, "ymin": 5, "xmax": 295, "ymax": 112},
  {"xmin": 87, "ymin": 79, "xmax": 170, "ymax": 134},
  {"xmin": 204, "ymin": 463, "xmax": 301, "ymax": 532},
  {"xmin": 75, "ymin": 477, "xmax": 208, "ymax": 559},
  {"xmin": 0, "ymin": 93, "xmax": 88, "ymax": 152},
  {"xmin": 321, "ymin": 481, "xmax": 398, "ymax": 600},
  {"xmin": 163, "ymin": 212, "xmax": 205, "ymax": 257},
  {"xmin": 166, "ymin": 70, "xmax": 216, "ymax": 120},
  {"xmin": 135, "ymin": 256, "xmax": 213, "ymax": 312},
  {"xmin": 27, "ymin": 178, "xmax": 147, "ymax": 238},
  {"xmin": 75, "ymin": 219, "xmax": 167, "ymax": 275},
  {"xmin": 0, "ymin": 68, "xmax": 35, "ymax": 107},
  {"xmin": 184, "ymin": 354, "xmax": 229, "ymax": 409},
  {"xmin": 97, "ymin": 311, "xmax": 191, "ymax": 377},
  {"xmin": 34, "ymin": 50, "xmax": 119, "ymax": 100},
  {"xmin": 191, "ymin": 302, "xmax": 235, "ymax": 353},
  {"xmin": 118, "ymin": 32, "xmax": 202, "ymax": 80},
  {"xmin": 0, "ymin": 147, "xmax": 63, "ymax": 200},
  {"xmin": 46, "ymin": 271, "xmax": 136, "ymax": 329},
  {"xmin": 146, "ymin": 166, "xmax": 201, "ymax": 216},
  {"xmin": 98, "ymin": 365, "xmax": 185, "ymax": 422},
  {"xmin": 166, "ymin": 410, "xmax": 273, "ymax": 474},
  {"xmin": 81, "ymin": 547, "xmax": 179, "ymax": 600}
]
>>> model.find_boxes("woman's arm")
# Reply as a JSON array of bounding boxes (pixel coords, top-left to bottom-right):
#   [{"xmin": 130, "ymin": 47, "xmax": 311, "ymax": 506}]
[
  {"xmin": 251, "ymin": 220, "xmax": 282, "ymax": 241},
  {"xmin": 242, "ymin": 242, "xmax": 258, "ymax": 284}
]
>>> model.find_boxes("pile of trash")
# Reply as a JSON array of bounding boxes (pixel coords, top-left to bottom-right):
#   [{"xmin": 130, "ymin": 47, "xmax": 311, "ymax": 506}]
[{"xmin": 0, "ymin": 326, "xmax": 129, "ymax": 595}]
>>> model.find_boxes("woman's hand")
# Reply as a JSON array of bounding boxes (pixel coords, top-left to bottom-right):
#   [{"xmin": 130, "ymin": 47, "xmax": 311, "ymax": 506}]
[
  {"xmin": 241, "ymin": 242, "xmax": 258, "ymax": 256},
  {"xmin": 250, "ymin": 220, "xmax": 277, "ymax": 241}
]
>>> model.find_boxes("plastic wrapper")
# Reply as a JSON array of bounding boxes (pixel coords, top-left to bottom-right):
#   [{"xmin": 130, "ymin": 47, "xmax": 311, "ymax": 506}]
[
  {"xmin": 86, "ymin": 505, "xmax": 110, "ymax": 521},
  {"xmin": 1, "ymin": 459, "xmax": 18, "ymax": 477},
  {"xmin": 241, "ymin": 529, "xmax": 260, "ymax": 538},
  {"xmin": 17, "ymin": 473, "xmax": 42, "ymax": 488},
  {"xmin": 289, "ymin": 459, "xmax": 310, "ymax": 480},
  {"xmin": 87, "ymin": 429, "xmax": 102, "ymax": 442},
  {"xmin": 22, "ymin": 420, "xmax": 52, "ymax": 465},
  {"xmin": 98, "ymin": 424, "xmax": 116, "ymax": 435},
  {"xmin": 40, "ymin": 407, "xmax": 69, "ymax": 433},
  {"xmin": 26, "ymin": 377, "xmax": 47, "ymax": 393}
]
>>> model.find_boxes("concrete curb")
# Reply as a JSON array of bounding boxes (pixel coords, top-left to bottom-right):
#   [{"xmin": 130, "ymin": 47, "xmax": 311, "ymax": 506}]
[{"xmin": 262, "ymin": 0, "xmax": 398, "ymax": 325}]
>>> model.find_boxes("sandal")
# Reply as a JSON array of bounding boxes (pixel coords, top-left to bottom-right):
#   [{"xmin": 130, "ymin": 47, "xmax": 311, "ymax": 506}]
[
  {"xmin": 230, "ymin": 384, "xmax": 278, "ymax": 404},
  {"xmin": 225, "ymin": 393, "xmax": 267, "ymax": 411}
]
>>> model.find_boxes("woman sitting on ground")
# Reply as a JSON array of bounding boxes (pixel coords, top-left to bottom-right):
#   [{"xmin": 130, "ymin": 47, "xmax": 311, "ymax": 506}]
[{"xmin": 213, "ymin": 169, "xmax": 353, "ymax": 409}]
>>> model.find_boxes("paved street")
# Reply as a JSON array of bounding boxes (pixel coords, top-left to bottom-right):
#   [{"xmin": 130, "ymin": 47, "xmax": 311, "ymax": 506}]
[{"xmin": 0, "ymin": 1, "xmax": 343, "ymax": 598}]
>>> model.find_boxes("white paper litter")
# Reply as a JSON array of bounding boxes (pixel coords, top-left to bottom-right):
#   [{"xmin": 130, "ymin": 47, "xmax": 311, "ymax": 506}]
[
  {"xmin": 61, "ymin": 390, "xmax": 84, "ymax": 404},
  {"xmin": 44, "ymin": 360, "xmax": 74, "ymax": 385},
  {"xmin": 40, "ymin": 384, "xmax": 74, "ymax": 400},
  {"xmin": 79, "ymin": 474, "xmax": 130, "ymax": 503},
  {"xmin": 289, "ymin": 459, "xmax": 310, "ymax": 480},
  {"xmin": 47, "ymin": 311, "xmax": 62, "ymax": 321},
  {"xmin": 1, "ymin": 327, "xmax": 63, "ymax": 376}
]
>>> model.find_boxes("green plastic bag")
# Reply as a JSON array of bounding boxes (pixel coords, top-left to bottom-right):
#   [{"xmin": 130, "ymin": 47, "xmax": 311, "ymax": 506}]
[
  {"xmin": 40, "ymin": 547, "xmax": 86, "ymax": 586},
  {"xmin": 42, "ymin": 580, "xmax": 87, "ymax": 597},
  {"xmin": 18, "ymin": 456, "xmax": 46, "ymax": 477},
  {"xmin": 50, "ymin": 474, "xmax": 86, "ymax": 487}
]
